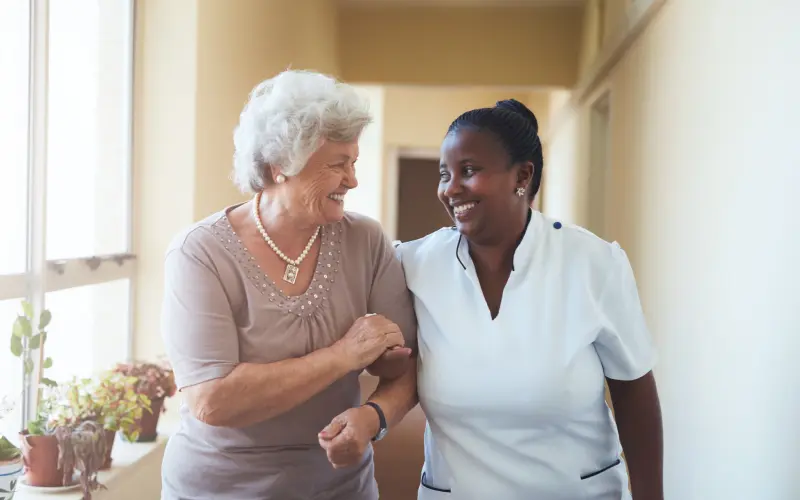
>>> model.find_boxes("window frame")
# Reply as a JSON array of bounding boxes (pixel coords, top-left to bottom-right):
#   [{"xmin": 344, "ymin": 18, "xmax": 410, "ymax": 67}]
[{"xmin": 0, "ymin": 0, "xmax": 137, "ymax": 425}]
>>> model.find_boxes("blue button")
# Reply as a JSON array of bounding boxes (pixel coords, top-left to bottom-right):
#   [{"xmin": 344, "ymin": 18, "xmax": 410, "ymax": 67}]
[{"xmin": 553, "ymin": 221, "xmax": 562, "ymax": 229}]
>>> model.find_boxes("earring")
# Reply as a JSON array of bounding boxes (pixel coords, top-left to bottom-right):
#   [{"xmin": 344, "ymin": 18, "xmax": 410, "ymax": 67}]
[
  {"xmin": 516, "ymin": 187, "xmax": 526, "ymax": 197},
  {"xmin": 275, "ymin": 174, "xmax": 286, "ymax": 184}
]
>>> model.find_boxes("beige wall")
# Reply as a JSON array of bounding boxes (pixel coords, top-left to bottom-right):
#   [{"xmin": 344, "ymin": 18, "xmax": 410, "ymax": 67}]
[
  {"xmin": 339, "ymin": 5, "xmax": 583, "ymax": 87},
  {"xmin": 544, "ymin": 0, "xmax": 800, "ymax": 497}
]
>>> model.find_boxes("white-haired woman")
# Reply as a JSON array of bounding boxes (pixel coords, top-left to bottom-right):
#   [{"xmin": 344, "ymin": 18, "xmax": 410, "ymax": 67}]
[{"xmin": 160, "ymin": 70, "xmax": 418, "ymax": 500}]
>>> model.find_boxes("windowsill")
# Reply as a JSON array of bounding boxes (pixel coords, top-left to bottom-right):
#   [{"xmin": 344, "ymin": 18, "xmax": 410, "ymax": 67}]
[{"xmin": 15, "ymin": 421, "xmax": 176, "ymax": 500}]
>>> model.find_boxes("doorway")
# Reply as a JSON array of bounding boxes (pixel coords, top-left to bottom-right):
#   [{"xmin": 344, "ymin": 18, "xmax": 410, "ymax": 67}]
[{"xmin": 396, "ymin": 157, "xmax": 453, "ymax": 243}]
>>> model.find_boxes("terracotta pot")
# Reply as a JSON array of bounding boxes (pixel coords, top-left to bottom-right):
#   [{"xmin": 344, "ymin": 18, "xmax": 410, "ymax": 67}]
[
  {"xmin": 100, "ymin": 429, "xmax": 116, "ymax": 470},
  {"xmin": 19, "ymin": 431, "xmax": 74, "ymax": 487},
  {"xmin": 0, "ymin": 457, "xmax": 23, "ymax": 500},
  {"xmin": 137, "ymin": 397, "xmax": 164, "ymax": 442}
]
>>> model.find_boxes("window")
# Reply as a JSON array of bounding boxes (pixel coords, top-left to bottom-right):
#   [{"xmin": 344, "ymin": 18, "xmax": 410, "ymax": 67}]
[{"xmin": 0, "ymin": 0, "xmax": 135, "ymax": 440}]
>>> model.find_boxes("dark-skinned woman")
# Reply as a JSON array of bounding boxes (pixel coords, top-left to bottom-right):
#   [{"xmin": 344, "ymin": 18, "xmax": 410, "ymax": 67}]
[{"xmin": 320, "ymin": 99, "xmax": 664, "ymax": 500}]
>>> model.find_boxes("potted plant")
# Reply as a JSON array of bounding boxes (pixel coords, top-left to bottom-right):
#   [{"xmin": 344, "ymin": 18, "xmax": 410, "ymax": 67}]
[
  {"xmin": 9, "ymin": 301, "xmax": 107, "ymax": 499},
  {"xmin": 112, "ymin": 361, "xmax": 176, "ymax": 442},
  {"xmin": 90, "ymin": 371, "xmax": 151, "ymax": 468},
  {"xmin": 0, "ymin": 396, "xmax": 22, "ymax": 500}
]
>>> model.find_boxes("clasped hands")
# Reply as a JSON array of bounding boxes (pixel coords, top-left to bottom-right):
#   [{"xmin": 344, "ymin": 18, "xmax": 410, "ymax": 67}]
[{"xmin": 319, "ymin": 313, "xmax": 408, "ymax": 469}]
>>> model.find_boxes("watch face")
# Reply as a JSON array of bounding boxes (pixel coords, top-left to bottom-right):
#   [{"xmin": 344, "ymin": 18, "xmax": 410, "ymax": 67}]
[{"xmin": 373, "ymin": 427, "xmax": 388, "ymax": 441}]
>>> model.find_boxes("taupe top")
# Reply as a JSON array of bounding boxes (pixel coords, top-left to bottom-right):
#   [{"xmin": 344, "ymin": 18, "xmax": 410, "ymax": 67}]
[{"xmin": 159, "ymin": 206, "xmax": 417, "ymax": 500}]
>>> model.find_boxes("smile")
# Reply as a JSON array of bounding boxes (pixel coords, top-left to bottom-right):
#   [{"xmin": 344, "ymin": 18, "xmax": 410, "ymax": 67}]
[
  {"xmin": 328, "ymin": 193, "xmax": 345, "ymax": 203},
  {"xmin": 452, "ymin": 202, "xmax": 478, "ymax": 218}
]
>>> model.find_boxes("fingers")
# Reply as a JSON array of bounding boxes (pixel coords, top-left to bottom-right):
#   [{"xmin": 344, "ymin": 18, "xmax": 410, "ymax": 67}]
[
  {"xmin": 380, "ymin": 346, "xmax": 412, "ymax": 360},
  {"xmin": 318, "ymin": 417, "xmax": 346, "ymax": 441},
  {"xmin": 383, "ymin": 328, "xmax": 406, "ymax": 348},
  {"xmin": 319, "ymin": 426, "xmax": 361, "ymax": 469}
]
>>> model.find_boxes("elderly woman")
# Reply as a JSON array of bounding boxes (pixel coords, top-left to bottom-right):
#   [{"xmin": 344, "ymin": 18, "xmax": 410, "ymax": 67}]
[{"xmin": 159, "ymin": 70, "xmax": 417, "ymax": 500}]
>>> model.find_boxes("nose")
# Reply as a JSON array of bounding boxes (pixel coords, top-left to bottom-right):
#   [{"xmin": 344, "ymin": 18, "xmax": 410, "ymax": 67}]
[
  {"xmin": 442, "ymin": 174, "xmax": 462, "ymax": 199},
  {"xmin": 342, "ymin": 163, "xmax": 358, "ymax": 189}
]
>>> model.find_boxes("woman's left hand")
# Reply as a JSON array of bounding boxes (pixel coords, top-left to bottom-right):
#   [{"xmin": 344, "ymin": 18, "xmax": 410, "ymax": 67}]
[{"xmin": 318, "ymin": 406, "xmax": 380, "ymax": 468}]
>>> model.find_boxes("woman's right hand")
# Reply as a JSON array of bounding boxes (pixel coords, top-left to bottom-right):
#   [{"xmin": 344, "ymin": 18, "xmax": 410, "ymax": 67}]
[{"xmin": 333, "ymin": 314, "xmax": 406, "ymax": 371}]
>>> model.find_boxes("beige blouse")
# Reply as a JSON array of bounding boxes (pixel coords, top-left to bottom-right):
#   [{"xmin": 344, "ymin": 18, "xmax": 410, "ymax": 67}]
[{"xmin": 159, "ymin": 206, "xmax": 417, "ymax": 500}]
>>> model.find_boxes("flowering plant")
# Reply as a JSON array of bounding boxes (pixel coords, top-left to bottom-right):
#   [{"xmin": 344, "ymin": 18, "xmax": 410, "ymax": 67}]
[{"xmin": 112, "ymin": 361, "xmax": 176, "ymax": 403}]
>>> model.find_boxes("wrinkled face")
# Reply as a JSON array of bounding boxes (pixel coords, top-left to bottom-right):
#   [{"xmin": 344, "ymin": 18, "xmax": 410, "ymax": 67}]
[
  {"xmin": 438, "ymin": 129, "xmax": 531, "ymax": 243},
  {"xmin": 279, "ymin": 139, "xmax": 359, "ymax": 224}
]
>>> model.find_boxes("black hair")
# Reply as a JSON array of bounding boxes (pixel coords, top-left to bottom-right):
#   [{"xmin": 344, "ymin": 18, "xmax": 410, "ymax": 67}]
[{"xmin": 446, "ymin": 99, "xmax": 543, "ymax": 201}]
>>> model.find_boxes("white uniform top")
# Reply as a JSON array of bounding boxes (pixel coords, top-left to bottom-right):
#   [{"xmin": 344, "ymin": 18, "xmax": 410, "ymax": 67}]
[{"xmin": 397, "ymin": 210, "xmax": 657, "ymax": 500}]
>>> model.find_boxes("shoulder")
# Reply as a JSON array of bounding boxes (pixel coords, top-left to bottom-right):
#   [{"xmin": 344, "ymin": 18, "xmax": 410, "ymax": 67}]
[
  {"xmin": 165, "ymin": 210, "xmax": 228, "ymax": 263},
  {"xmin": 395, "ymin": 227, "xmax": 460, "ymax": 266},
  {"xmin": 537, "ymin": 212, "xmax": 629, "ymax": 282}
]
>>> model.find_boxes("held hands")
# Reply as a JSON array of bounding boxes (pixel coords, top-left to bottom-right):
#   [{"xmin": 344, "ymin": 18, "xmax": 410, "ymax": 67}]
[
  {"xmin": 332, "ymin": 314, "xmax": 411, "ymax": 372},
  {"xmin": 318, "ymin": 405, "xmax": 379, "ymax": 469}
]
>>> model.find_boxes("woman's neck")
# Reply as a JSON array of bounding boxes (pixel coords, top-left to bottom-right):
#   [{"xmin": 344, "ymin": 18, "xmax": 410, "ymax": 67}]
[
  {"xmin": 254, "ymin": 191, "xmax": 319, "ymax": 248},
  {"xmin": 467, "ymin": 209, "xmax": 530, "ymax": 273}
]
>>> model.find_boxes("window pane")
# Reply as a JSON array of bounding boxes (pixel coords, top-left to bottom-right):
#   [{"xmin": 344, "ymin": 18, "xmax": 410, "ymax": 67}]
[
  {"xmin": 0, "ymin": 2, "xmax": 30, "ymax": 274},
  {"xmin": 44, "ymin": 279, "xmax": 130, "ymax": 383},
  {"xmin": 0, "ymin": 299, "xmax": 25, "ymax": 444},
  {"xmin": 46, "ymin": 1, "xmax": 132, "ymax": 260}
]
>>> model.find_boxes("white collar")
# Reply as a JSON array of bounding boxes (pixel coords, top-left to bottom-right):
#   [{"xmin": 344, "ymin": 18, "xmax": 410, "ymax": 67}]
[{"xmin": 454, "ymin": 209, "xmax": 542, "ymax": 276}]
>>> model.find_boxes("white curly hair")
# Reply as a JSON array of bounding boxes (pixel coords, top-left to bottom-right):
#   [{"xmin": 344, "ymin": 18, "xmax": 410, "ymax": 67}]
[{"xmin": 232, "ymin": 70, "xmax": 372, "ymax": 194}]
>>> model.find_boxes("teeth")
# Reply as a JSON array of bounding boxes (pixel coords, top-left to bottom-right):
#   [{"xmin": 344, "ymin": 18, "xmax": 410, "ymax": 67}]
[
  {"xmin": 329, "ymin": 194, "xmax": 345, "ymax": 202},
  {"xmin": 453, "ymin": 202, "xmax": 476, "ymax": 215}
]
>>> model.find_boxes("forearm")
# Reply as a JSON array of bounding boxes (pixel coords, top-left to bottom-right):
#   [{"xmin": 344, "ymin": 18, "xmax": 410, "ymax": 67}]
[
  {"xmin": 197, "ymin": 347, "xmax": 351, "ymax": 428},
  {"xmin": 607, "ymin": 373, "xmax": 664, "ymax": 500},
  {"xmin": 366, "ymin": 356, "xmax": 418, "ymax": 428}
]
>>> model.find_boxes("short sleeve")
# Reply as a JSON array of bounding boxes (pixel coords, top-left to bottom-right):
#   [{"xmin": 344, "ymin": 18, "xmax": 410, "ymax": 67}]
[
  {"xmin": 594, "ymin": 243, "xmax": 657, "ymax": 381},
  {"xmin": 161, "ymin": 243, "xmax": 240, "ymax": 390},
  {"xmin": 367, "ymin": 229, "xmax": 418, "ymax": 353}
]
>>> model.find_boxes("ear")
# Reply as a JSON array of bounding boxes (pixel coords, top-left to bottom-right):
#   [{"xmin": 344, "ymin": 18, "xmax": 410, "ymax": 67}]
[
  {"xmin": 516, "ymin": 161, "xmax": 534, "ymax": 190},
  {"xmin": 267, "ymin": 164, "xmax": 285, "ymax": 184}
]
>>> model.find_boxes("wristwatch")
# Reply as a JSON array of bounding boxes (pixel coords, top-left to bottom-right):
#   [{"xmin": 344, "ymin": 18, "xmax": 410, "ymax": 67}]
[{"xmin": 363, "ymin": 401, "xmax": 388, "ymax": 441}]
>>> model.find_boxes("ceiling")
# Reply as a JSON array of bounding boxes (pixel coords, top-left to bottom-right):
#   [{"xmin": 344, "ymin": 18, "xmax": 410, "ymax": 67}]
[{"xmin": 340, "ymin": 0, "xmax": 584, "ymax": 6}]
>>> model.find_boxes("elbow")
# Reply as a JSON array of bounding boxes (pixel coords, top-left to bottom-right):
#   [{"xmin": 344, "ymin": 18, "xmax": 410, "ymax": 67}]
[
  {"xmin": 187, "ymin": 383, "xmax": 231, "ymax": 427},
  {"xmin": 193, "ymin": 400, "xmax": 228, "ymax": 427}
]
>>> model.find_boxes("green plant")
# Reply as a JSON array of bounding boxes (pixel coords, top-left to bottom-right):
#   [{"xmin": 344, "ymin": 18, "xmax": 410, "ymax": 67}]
[
  {"xmin": 91, "ymin": 371, "xmax": 151, "ymax": 442},
  {"xmin": 8, "ymin": 299, "xmax": 57, "ymax": 436}
]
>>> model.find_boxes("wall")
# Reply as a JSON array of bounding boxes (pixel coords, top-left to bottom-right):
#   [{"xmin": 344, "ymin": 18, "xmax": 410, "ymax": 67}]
[
  {"xmin": 543, "ymin": 0, "xmax": 800, "ymax": 498},
  {"xmin": 339, "ymin": 5, "xmax": 583, "ymax": 88}
]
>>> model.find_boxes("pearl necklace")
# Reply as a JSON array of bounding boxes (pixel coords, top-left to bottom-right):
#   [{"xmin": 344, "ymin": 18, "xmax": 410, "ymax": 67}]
[{"xmin": 252, "ymin": 191, "xmax": 320, "ymax": 284}]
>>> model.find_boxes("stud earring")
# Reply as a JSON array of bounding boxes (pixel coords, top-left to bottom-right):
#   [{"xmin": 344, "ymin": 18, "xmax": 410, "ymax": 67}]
[
  {"xmin": 275, "ymin": 174, "xmax": 286, "ymax": 184},
  {"xmin": 516, "ymin": 187, "xmax": 526, "ymax": 197}
]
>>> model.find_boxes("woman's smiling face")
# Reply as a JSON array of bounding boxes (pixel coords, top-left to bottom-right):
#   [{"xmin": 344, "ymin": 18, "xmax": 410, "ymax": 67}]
[{"xmin": 438, "ymin": 128, "xmax": 532, "ymax": 244}]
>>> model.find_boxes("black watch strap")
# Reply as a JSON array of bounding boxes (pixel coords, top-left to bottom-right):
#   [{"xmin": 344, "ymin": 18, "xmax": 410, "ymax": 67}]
[{"xmin": 363, "ymin": 401, "xmax": 387, "ymax": 441}]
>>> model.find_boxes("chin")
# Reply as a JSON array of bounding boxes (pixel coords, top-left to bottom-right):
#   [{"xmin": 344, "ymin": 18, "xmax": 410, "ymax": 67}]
[{"xmin": 320, "ymin": 205, "xmax": 346, "ymax": 224}]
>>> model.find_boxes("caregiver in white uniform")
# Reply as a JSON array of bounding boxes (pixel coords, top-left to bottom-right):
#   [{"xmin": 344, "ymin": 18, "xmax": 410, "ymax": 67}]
[
  {"xmin": 318, "ymin": 99, "xmax": 663, "ymax": 500},
  {"xmin": 399, "ymin": 100, "xmax": 664, "ymax": 500}
]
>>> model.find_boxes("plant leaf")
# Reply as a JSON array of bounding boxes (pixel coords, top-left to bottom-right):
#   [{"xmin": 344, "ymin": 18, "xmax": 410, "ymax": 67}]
[
  {"xmin": 12, "ymin": 318, "xmax": 24, "ymax": 338},
  {"xmin": 21, "ymin": 300, "xmax": 33, "ymax": 320},
  {"xmin": 29, "ymin": 334, "xmax": 41, "ymax": 349},
  {"xmin": 24, "ymin": 358, "xmax": 34, "ymax": 375},
  {"xmin": 38, "ymin": 309, "xmax": 52, "ymax": 329},
  {"xmin": 15, "ymin": 317, "xmax": 32, "ymax": 338},
  {"xmin": 43, "ymin": 357, "xmax": 53, "ymax": 368},
  {"xmin": 10, "ymin": 334, "xmax": 23, "ymax": 357},
  {"xmin": 41, "ymin": 377, "xmax": 58, "ymax": 387}
]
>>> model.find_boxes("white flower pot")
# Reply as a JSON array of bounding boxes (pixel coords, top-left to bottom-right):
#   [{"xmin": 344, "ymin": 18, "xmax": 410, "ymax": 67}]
[{"xmin": 0, "ymin": 457, "xmax": 23, "ymax": 500}]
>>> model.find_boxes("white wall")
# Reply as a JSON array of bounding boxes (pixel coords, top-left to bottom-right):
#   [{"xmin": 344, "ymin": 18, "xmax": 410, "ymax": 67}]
[{"xmin": 544, "ymin": 0, "xmax": 800, "ymax": 498}]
